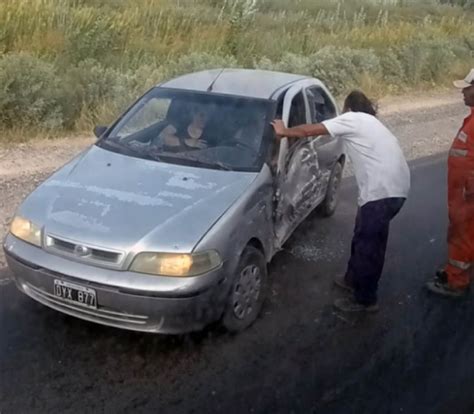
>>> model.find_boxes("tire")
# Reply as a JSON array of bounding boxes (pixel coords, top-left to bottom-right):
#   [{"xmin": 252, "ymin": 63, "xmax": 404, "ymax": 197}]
[
  {"xmin": 221, "ymin": 246, "xmax": 268, "ymax": 333},
  {"xmin": 318, "ymin": 161, "xmax": 343, "ymax": 217}
]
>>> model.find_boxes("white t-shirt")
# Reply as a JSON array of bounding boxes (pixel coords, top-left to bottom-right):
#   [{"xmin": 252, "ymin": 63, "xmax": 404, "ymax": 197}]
[{"xmin": 322, "ymin": 111, "xmax": 410, "ymax": 206}]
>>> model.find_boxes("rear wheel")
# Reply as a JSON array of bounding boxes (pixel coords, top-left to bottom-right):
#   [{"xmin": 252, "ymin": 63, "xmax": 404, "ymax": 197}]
[
  {"xmin": 221, "ymin": 246, "xmax": 268, "ymax": 332},
  {"xmin": 318, "ymin": 161, "xmax": 343, "ymax": 217}
]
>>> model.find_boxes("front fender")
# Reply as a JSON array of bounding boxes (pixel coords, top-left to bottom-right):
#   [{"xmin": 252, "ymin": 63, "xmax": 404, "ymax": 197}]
[{"xmin": 194, "ymin": 165, "xmax": 275, "ymax": 275}]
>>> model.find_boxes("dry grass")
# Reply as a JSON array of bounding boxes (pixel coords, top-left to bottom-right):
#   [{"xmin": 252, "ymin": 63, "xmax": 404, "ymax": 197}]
[
  {"xmin": 0, "ymin": 0, "xmax": 472, "ymax": 136},
  {"xmin": 1, "ymin": 0, "xmax": 472, "ymax": 62}
]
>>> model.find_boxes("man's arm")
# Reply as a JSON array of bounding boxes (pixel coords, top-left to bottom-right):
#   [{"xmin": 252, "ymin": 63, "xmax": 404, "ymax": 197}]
[{"xmin": 271, "ymin": 119, "xmax": 329, "ymax": 138}]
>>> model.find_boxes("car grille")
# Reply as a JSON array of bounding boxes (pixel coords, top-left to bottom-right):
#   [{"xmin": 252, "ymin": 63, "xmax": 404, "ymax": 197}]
[{"xmin": 45, "ymin": 234, "xmax": 124, "ymax": 267}]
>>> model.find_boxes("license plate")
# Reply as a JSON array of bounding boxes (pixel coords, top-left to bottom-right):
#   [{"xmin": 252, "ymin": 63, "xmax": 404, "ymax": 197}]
[{"xmin": 54, "ymin": 279, "xmax": 97, "ymax": 309}]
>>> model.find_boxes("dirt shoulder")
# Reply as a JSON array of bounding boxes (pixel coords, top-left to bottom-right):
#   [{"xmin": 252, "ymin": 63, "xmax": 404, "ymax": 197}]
[
  {"xmin": 0, "ymin": 136, "xmax": 94, "ymax": 178},
  {"xmin": 0, "ymin": 90, "xmax": 468, "ymax": 268}
]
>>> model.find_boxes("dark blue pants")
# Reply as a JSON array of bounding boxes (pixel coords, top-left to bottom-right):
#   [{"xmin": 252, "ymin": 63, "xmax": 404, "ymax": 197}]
[{"xmin": 344, "ymin": 197, "xmax": 406, "ymax": 306}]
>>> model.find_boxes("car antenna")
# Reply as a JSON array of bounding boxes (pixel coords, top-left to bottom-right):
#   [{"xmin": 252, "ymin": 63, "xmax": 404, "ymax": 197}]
[{"xmin": 207, "ymin": 68, "xmax": 225, "ymax": 92}]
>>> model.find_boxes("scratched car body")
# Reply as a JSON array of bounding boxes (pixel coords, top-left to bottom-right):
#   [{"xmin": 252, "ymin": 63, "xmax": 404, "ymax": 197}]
[{"xmin": 4, "ymin": 69, "xmax": 344, "ymax": 334}]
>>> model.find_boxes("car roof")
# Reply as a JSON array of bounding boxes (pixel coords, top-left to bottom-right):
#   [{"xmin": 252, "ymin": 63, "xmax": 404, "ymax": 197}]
[{"xmin": 158, "ymin": 68, "xmax": 312, "ymax": 100}]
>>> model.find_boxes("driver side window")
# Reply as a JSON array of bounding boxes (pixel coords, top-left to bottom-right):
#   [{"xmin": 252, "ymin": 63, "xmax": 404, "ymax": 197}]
[
  {"xmin": 271, "ymin": 91, "xmax": 308, "ymax": 167},
  {"xmin": 287, "ymin": 91, "xmax": 308, "ymax": 152},
  {"xmin": 307, "ymin": 87, "xmax": 337, "ymax": 123},
  {"xmin": 283, "ymin": 91, "xmax": 309, "ymax": 172},
  {"xmin": 288, "ymin": 92, "xmax": 307, "ymax": 128}
]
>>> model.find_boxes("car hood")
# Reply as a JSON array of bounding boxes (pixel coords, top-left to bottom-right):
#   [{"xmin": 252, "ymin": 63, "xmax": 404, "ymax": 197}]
[{"xmin": 19, "ymin": 145, "xmax": 258, "ymax": 253}]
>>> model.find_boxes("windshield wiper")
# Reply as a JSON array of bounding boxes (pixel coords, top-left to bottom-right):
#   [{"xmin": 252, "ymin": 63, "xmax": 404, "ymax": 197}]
[
  {"xmin": 181, "ymin": 156, "xmax": 234, "ymax": 171},
  {"xmin": 152, "ymin": 152, "xmax": 234, "ymax": 171},
  {"xmin": 99, "ymin": 139, "xmax": 158, "ymax": 160},
  {"xmin": 211, "ymin": 161, "xmax": 234, "ymax": 171},
  {"xmin": 98, "ymin": 139, "xmax": 134, "ymax": 154}
]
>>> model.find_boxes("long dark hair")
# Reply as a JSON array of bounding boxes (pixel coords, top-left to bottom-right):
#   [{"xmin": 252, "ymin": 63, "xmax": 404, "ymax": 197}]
[{"xmin": 343, "ymin": 90, "xmax": 378, "ymax": 117}]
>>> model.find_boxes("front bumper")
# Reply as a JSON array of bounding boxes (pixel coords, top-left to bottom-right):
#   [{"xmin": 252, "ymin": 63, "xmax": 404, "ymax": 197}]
[{"xmin": 4, "ymin": 234, "xmax": 229, "ymax": 334}]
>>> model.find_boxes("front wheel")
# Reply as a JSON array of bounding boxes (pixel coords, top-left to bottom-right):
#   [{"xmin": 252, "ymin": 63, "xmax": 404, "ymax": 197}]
[
  {"xmin": 221, "ymin": 246, "xmax": 268, "ymax": 333},
  {"xmin": 318, "ymin": 161, "xmax": 343, "ymax": 217}
]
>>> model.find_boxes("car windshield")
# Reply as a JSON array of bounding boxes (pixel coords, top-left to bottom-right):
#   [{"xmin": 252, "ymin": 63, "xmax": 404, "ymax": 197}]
[{"xmin": 98, "ymin": 88, "xmax": 272, "ymax": 172}]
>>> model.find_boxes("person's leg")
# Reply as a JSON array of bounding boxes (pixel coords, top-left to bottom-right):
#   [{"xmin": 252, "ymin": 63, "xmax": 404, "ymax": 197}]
[
  {"xmin": 352, "ymin": 200, "xmax": 391, "ymax": 306},
  {"xmin": 445, "ymin": 199, "xmax": 474, "ymax": 289},
  {"xmin": 427, "ymin": 175, "xmax": 473, "ymax": 296},
  {"xmin": 343, "ymin": 198, "xmax": 405, "ymax": 306},
  {"xmin": 429, "ymin": 206, "xmax": 474, "ymax": 295},
  {"xmin": 343, "ymin": 207, "xmax": 362, "ymax": 288},
  {"xmin": 445, "ymin": 237, "xmax": 472, "ymax": 290}
]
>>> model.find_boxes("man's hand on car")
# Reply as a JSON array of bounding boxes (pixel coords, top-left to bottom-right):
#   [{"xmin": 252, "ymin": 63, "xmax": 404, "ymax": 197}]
[{"xmin": 271, "ymin": 119, "xmax": 287, "ymax": 138}]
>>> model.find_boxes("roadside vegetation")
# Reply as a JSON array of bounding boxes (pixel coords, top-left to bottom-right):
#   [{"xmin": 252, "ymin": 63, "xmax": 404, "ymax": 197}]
[{"xmin": 0, "ymin": 0, "xmax": 472, "ymax": 139}]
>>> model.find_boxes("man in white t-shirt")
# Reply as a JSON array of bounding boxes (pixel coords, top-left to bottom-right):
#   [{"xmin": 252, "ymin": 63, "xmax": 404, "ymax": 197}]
[{"xmin": 272, "ymin": 90, "xmax": 410, "ymax": 313}]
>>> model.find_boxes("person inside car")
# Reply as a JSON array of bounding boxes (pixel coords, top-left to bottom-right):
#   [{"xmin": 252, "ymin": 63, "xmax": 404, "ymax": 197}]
[
  {"xmin": 232, "ymin": 110, "xmax": 265, "ymax": 153},
  {"xmin": 158, "ymin": 105, "xmax": 209, "ymax": 151}
]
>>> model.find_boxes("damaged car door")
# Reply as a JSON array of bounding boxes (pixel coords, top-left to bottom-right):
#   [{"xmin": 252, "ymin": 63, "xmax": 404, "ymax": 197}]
[{"xmin": 274, "ymin": 84, "xmax": 329, "ymax": 247}]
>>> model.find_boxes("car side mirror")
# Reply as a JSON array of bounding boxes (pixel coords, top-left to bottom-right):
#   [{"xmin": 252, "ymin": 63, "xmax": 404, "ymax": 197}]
[{"xmin": 94, "ymin": 125, "xmax": 108, "ymax": 138}]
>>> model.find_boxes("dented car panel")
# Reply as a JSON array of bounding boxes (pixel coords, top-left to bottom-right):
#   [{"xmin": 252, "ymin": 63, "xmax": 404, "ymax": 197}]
[
  {"xmin": 274, "ymin": 139, "xmax": 331, "ymax": 246},
  {"xmin": 273, "ymin": 80, "xmax": 342, "ymax": 246},
  {"xmin": 195, "ymin": 163, "xmax": 275, "ymax": 263},
  {"xmin": 4, "ymin": 69, "xmax": 344, "ymax": 333}
]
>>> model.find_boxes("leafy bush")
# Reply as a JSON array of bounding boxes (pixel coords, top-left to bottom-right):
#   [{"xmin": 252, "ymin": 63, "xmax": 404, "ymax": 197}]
[
  {"xmin": 0, "ymin": 53, "xmax": 66, "ymax": 129},
  {"xmin": 0, "ymin": 54, "xmax": 166, "ymax": 131},
  {"xmin": 255, "ymin": 47, "xmax": 382, "ymax": 95},
  {"xmin": 65, "ymin": 60, "xmax": 165, "ymax": 127},
  {"xmin": 164, "ymin": 52, "xmax": 239, "ymax": 78},
  {"xmin": 65, "ymin": 10, "xmax": 124, "ymax": 64},
  {"xmin": 376, "ymin": 49, "xmax": 406, "ymax": 92},
  {"xmin": 255, "ymin": 53, "xmax": 313, "ymax": 76},
  {"xmin": 0, "ymin": 0, "xmax": 473, "ymax": 135},
  {"xmin": 396, "ymin": 39, "xmax": 461, "ymax": 85},
  {"xmin": 311, "ymin": 47, "xmax": 380, "ymax": 95},
  {"xmin": 65, "ymin": 59, "xmax": 121, "ymax": 112}
]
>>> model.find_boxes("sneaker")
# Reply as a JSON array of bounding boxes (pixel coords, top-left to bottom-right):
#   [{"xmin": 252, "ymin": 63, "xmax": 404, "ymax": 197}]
[
  {"xmin": 333, "ymin": 297, "xmax": 379, "ymax": 313},
  {"xmin": 333, "ymin": 275, "xmax": 354, "ymax": 293},
  {"xmin": 426, "ymin": 280, "xmax": 468, "ymax": 298}
]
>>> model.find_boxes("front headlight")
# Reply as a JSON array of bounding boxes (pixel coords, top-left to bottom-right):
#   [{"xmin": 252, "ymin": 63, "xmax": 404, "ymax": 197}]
[
  {"xmin": 10, "ymin": 216, "xmax": 42, "ymax": 247},
  {"xmin": 130, "ymin": 250, "xmax": 222, "ymax": 277}
]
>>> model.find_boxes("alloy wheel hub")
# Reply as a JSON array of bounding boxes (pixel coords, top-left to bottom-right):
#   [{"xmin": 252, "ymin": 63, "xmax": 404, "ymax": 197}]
[{"xmin": 232, "ymin": 265, "xmax": 261, "ymax": 320}]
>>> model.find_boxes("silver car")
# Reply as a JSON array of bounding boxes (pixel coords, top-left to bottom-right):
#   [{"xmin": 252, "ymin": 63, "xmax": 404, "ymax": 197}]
[{"xmin": 4, "ymin": 69, "xmax": 345, "ymax": 334}]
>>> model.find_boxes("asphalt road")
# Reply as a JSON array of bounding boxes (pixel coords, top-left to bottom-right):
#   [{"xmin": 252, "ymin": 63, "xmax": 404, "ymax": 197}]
[{"xmin": 1, "ymin": 153, "xmax": 473, "ymax": 414}]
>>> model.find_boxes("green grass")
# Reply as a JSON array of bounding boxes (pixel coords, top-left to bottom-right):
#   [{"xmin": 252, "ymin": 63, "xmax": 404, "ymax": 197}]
[{"xmin": 0, "ymin": 0, "xmax": 473, "ymax": 136}]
